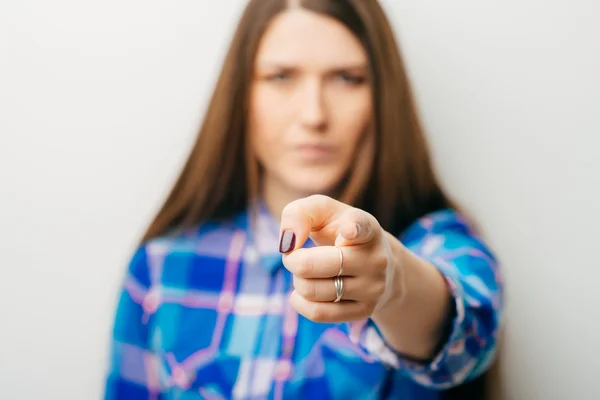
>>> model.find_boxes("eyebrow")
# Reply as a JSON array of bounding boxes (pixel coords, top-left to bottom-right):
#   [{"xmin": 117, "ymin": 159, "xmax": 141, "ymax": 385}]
[{"xmin": 256, "ymin": 62, "xmax": 368, "ymax": 72}]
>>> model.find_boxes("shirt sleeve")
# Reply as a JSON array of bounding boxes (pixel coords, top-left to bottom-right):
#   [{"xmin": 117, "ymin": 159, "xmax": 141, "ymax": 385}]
[
  {"xmin": 104, "ymin": 245, "xmax": 167, "ymax": 399},
  {"xmin": 347, "ymin": 209, "xmax": 504, "ymax": 389}
]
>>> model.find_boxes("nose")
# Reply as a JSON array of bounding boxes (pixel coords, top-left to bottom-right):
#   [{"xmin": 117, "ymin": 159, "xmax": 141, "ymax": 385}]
[{"xmin": 299, "ymin": 78, "xmax": 327, "ymax": 132}]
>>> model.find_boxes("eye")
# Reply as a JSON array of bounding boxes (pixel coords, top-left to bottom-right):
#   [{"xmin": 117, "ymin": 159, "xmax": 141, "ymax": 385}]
[
  {"xmin": 334, "ymin": 73, "xmax": 367, "ymax": 85},
  {"xmin": 266, "ymin": 72, "xmax": 293, "ymax": 82}
]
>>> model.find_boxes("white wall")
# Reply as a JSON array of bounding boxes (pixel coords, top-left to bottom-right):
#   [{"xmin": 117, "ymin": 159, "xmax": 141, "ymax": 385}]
[
  {"xmin": 0, "ymin": 1, "xmax": 598, "ymax": 399},
  {"xmin": 383, "ymin": 2, "xmax": 600, "ymax": 399}
]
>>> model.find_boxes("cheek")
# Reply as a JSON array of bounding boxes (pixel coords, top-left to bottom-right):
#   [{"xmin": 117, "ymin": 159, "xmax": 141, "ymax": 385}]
[
  {"xmin": 248, "ymin": 89, "xmax": 288, "ymax": 163},
  {"xmin": 330, "ymin": 93, "xmax": 373, "ymax": 156}
]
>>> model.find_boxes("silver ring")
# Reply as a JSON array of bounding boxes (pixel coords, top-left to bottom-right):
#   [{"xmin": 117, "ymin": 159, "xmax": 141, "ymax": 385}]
[
  {"xmin": 335, "ymin": 246, "xmax": 343, "ymax": 277},
  {"xmin": 333, "ymin": 275, "xmax": 344, "ymax": 303}
]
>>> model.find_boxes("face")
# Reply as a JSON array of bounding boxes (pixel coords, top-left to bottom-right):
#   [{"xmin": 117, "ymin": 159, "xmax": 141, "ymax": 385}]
[{"xmin": 248, "ymin": 8, "xmax": 373, "ymax": 199}]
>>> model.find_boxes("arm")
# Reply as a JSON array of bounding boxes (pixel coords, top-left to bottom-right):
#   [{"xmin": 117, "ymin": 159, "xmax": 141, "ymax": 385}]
[
  {"xmin": 104, "ymin": 245, "xmax": 166, "ymax": 399},
  {"xmin": 370, "ymin": 230, "xmax": 454, "ymax": 360},
  {"xmin": 277, "ymin": 195, "xmax": 502, "ymax": 389},
  {"xmin": 350, "ymin": 210, "xmax": 503, "ymax": 389}
]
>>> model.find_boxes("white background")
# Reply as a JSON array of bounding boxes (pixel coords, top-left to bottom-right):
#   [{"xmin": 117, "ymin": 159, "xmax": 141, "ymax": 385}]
[{"xmin": 1, "ymin": 1, "xmax": 599, "ymax": 399}]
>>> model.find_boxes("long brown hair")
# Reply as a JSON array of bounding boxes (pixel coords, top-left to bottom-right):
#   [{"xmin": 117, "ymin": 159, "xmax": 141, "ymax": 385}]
[{"xmin": 141, "ymin": 0, "xmax": 452, "ymax": 243}]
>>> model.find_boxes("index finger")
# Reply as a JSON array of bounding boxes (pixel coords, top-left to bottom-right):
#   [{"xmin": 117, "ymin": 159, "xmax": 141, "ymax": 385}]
[{"xmin": 278, "ymin": 194, "xmax": 346, "ymax": 254}]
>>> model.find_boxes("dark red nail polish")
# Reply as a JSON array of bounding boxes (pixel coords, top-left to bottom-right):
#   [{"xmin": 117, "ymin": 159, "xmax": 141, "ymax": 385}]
[{"xmin": 279, "ymin": 230, "xmax": 296, "ymax": 253}]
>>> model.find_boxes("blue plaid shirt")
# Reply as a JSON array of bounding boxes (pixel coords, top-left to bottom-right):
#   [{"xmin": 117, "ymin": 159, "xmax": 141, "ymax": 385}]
[{"xmin": 104, "ymin": 204, "xmax": 503, "ymax": 399}]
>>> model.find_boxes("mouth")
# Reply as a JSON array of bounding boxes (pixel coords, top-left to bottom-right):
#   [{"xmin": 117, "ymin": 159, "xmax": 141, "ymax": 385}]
[{"xmin": 293, "ymin": 144, "xmax": 336, "ymax": 161}]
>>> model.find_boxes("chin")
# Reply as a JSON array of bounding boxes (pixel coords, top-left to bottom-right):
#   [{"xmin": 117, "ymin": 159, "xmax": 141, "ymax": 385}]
[{"xmin": 286, "ymin": 173, "xmax": 341, "ymax": 197}]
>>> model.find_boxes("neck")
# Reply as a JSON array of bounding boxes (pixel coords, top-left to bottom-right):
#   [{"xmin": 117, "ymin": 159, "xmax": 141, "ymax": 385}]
[{"xmin": 261, "ymin": 176, "xmax": 305, "ymax": 222}]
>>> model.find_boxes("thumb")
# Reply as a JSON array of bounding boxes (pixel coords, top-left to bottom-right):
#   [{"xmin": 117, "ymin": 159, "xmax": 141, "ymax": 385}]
[{"xmin": 335, "ymin": 207, "xmax": 381, "ymax": 247}]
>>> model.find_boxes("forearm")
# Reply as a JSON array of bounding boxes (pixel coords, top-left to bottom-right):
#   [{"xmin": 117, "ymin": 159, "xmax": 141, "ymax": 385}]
[
  {"xmin": 348, "ymin": 212, "xmax": 503, "ymax": 389},
  {"xmin": 370, "ymin": 231, "xmax": 453, "ymax": 361}
]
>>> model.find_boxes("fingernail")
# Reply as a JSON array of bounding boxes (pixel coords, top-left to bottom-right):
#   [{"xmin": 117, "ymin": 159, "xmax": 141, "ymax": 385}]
[
  {"xmin": 279, "ymin": 229, "xmax": 296, "ymax": 254},
  {"xmin": 347, "ymin": 223, "xmax": 360, "ymax": 239}
]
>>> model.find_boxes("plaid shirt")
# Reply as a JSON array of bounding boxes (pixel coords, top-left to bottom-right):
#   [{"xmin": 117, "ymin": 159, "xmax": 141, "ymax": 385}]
[{"xmin": 104, "ymin": 204, "xmax": 503, "ymax": 399}]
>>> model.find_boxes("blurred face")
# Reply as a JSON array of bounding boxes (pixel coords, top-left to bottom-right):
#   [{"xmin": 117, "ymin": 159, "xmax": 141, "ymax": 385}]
[{"xmin": 248, "ymin": 8, "xmax": 373, "ymax": 200}]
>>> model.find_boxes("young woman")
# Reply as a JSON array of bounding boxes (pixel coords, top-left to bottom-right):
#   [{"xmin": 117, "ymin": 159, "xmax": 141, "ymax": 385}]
[{"xmin": 104, "ymin": 1, "xmax": 503, "ymax": 399}]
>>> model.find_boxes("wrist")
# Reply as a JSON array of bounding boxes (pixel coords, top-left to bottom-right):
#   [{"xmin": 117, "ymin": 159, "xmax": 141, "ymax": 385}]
[
  {"xmin": 372, "ymin": 231, "xmax": 407, "ymax": 316},
  {"xmin": 370, "ymin": 232, "xmax": 452, "ymax": 360},
  {"xmin": 370, "ymin": 233, "xmax": 412, "ymax": 325}
]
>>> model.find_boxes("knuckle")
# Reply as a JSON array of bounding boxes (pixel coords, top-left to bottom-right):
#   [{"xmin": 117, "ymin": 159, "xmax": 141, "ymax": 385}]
[
  {"xmin": 294, "ymin": 277, "xmax": 319, "ymax": 301},
  {"xmin": 293, "ymin": 277, "xmax": 306, "ymax": 296},
  {"xmin": 351, "ymin": 301, "xmax": 373, "ymax": 320},
  {"xmin": 363, "ymin": 297, "xmax": 378, "ymax": 313},
  {"xmin": 308, "ymin": 281, "xmax": 318, "ymax": 301},
  {"xmin": 308, "ymin": 304, "xmax": 327, "ymax": 322},
  {"xmin": 297, "ymin": 254, "xmax": 314, "ymax": 277},
  {"xmin": 297, "ymin": 278, "xmax": 317, "ymax": 300},
  {"xmin": 374, "ymin": 252, "xmax": 388, "ymax": 272},
  {"xmin": 373, "ymin": 281, "xmax": 386, "ymax": 298}
]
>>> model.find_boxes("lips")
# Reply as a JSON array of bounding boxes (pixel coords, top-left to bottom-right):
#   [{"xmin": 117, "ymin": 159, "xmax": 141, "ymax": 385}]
[{"xmin": 294, "ymin": 144, "xmax": 336, "ymax": 159}]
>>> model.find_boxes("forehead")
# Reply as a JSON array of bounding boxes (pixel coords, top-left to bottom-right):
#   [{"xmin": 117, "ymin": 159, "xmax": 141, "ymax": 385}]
[{"xmin": 255, "ymin": 9, "xmax": 367, "ymax": 67}]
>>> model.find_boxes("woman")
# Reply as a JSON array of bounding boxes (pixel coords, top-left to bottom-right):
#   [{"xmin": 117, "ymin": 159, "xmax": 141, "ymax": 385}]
[{"xmin": 104, "ymin": 0, "xmax": 503, "ymax": 399}]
